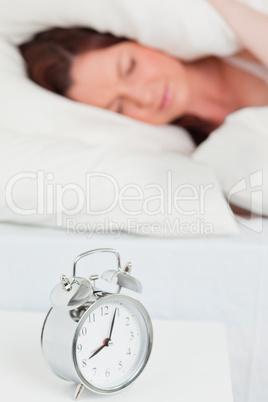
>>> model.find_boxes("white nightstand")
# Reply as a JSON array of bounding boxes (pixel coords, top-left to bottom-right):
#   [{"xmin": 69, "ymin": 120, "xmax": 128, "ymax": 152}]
[{"xmin": 0, "ymin": 312, "xmax": 233, "ymax": 402}]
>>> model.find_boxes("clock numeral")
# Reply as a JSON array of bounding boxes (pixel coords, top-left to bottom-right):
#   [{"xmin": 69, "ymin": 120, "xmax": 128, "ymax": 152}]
[
  {"xmin": 118, "ymin": 361, "xmax": 123, "ymax": 370},
  {"xmin": 82, "ymin": 359, "xmax": 87, "ymax": 368},
  {"xmin": 92, "ymin": 367, "xmax": 97, "ymax": 376},
  {"xmin": 125, "ymin": 317, "xmax": 130, "ymax": 326},
  {"xmin": 126, "ymin": 348, "xmax": 131, "ymax": 356},
  {"xmin": 105, "ymin": 369, "xmax": 110, "ymax": 377},
  {"xmin": 89, "ymin": 313, "xmax": 96, "ymax": 323},
  {"xmin": 80, "ymin": 327, "xmax": 87, "ymax": 336},
  {"xmin": 77, "ymin": 344, "xmax": 82, "ymax": 353},
  {"xmin": 129, "ymin": 331, "xmax": 134, "ymax": 340},
  {"xmin": 101, "ymin": 306, "xmax": 109, "ymax": 316}
]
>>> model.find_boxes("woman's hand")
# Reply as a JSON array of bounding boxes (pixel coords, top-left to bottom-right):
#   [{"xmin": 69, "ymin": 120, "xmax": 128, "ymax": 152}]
[{"xmin": 206, "ymin": 0, "xmax": 268, "ymax": 67}]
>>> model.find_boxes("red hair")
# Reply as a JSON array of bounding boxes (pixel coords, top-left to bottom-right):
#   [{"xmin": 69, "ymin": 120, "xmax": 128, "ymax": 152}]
[
  {"xmin": 19, "ymin": 27, "xmax": 128, "ymax": 95},
  {"xmin": 19, "ymin": 27, "xmax": 217, "ymax": 145}
]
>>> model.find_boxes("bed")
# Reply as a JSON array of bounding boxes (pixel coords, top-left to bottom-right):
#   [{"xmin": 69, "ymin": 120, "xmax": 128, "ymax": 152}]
[{"xmin": 1, "ymin": 218, "xmax": 268, "ymax": 402}]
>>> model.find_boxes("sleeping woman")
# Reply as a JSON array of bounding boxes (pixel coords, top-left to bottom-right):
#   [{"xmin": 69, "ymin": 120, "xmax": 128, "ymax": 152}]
[{"xmin": 19, "ymin": 0, "xmax": 268, "ymax": 148}]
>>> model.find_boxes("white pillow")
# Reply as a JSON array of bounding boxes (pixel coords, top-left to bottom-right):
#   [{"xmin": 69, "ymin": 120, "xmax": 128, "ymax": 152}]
[
  {"xmin": 0, "ymin": 0, "xmax": 244, "ymax": 237},
  {"xmin": 2, "ymin": 0, "xmax": 268, "ymax": 58},
  {"xmin": 1, "ymin": 128, "xmax": 239, "ymax": 237},
  {"xmin": 193, "ymin": 107, "xmax": 268, "ymax": 217},
  {"xmin": 0, "ymin": 0, "xmax": 242, "ymax": 59}
]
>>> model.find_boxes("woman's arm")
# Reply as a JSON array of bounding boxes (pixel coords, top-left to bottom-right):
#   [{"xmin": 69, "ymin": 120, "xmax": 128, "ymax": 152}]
[{"xmin": 207, "ymin": 0, "xmax": 268, "ymax": 67}]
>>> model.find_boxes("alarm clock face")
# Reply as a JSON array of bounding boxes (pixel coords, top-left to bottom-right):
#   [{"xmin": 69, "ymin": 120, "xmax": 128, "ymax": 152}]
[{"xmin": 73, "ymin": 294, "xmax": 153, "ymax": 393}]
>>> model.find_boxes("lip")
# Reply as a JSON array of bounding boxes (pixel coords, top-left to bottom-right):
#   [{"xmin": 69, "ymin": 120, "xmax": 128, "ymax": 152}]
[{"xmin": 159, "ymin": 84, "xmax": 172, "ymax": 111}]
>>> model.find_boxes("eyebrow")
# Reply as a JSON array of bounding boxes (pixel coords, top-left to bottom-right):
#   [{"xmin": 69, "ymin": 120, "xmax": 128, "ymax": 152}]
[{"xmin": 105, "ymin": 55, "xmax": 122, "ymax": 110}]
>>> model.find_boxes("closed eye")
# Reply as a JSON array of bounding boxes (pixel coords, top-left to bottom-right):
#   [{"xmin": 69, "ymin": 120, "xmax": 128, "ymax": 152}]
[
  {"xmin": 114, "ymin": 58, "xmax": 136, "ymax": 114},
  {"xmin": 126, "ymin": 59, "xmax": 136, "ymax": 76}
]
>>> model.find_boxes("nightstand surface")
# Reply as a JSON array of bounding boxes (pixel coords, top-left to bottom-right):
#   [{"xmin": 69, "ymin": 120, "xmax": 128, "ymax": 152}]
[{"xmin": 0, "ymin": 312, "xmax": 233, "ymax": 402}]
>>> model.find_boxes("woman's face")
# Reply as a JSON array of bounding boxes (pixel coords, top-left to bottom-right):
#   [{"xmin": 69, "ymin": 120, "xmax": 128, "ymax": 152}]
[{"xmin": 67, "ymin": 41, "xmax": 192, "ymax": 125}]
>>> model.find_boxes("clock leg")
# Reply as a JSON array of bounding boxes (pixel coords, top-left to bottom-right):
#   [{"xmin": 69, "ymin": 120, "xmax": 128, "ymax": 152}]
[{"xmin": 74, "ymin": 384, "xmax": 85, "ymax": 400}]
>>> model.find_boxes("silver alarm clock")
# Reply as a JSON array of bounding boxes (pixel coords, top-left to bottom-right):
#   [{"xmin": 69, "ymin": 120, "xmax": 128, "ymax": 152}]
[{"xmin": 41, "ymin": 248, "xmax": 153, "ymax": 400}]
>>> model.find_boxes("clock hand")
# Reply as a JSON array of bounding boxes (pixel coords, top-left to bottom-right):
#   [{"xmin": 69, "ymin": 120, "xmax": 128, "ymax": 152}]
[
  {"xmin": 89, "ymin": 337, "xmax": 110, "ymax": 360},
  {"xmin": 108, "ymin": 308, "xmax": 117, "ymax": 340},
  {"xmin": 88, "ymin": 308, "xmax": 117, "ymax": 360}
]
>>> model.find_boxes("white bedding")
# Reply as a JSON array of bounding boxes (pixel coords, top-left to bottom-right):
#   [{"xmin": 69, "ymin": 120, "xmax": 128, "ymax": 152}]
[
  {"xmin": 1, "ymin": 0, "xmax": 268, "ymax": 237},
  {"xmin": 0, "ymin": 219, "xmax": 268, "ymax": 402}
]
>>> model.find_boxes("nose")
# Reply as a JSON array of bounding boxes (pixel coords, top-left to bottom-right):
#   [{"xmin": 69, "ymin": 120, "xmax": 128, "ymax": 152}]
[{"xmin": 120, "ymin": 81, "xmax": 155, "ymax": 108}]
